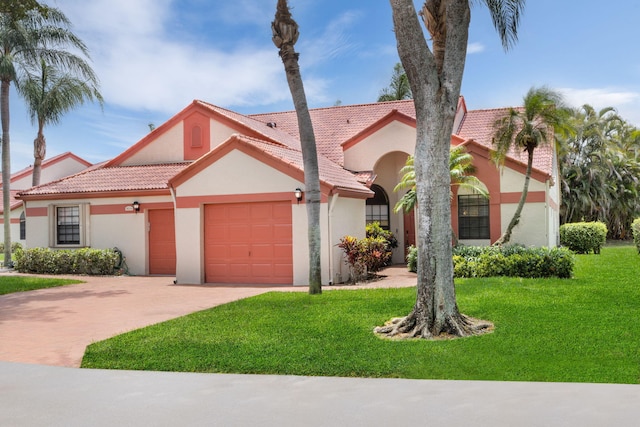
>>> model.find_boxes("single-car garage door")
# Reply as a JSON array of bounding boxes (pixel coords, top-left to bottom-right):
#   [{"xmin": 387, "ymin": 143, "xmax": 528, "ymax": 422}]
[{"xmin": 204, "ymin": 201, "xmax": 293, "ymax": 284}]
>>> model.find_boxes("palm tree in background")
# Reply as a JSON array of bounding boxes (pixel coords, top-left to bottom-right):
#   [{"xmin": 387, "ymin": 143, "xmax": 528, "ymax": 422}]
[
  {"xmin": 491, "ymin": 86, "xmax": 569, "ymax": 245},
  {"xmin": 560, "ymin": 105, "xmax": 640, "ymax": 238},
  {"xmin": 23, "ymin": 58, "xmax": 102, "ymax": 186},
  {"xmin": 393, "ymin": 145, "xmax": 488, "ymax": 213},
  {"xmin": 378, "ymin": 63, "xmax": 412, "ymax": 102},
  {"xmin": 0, "ymin": 5, "xmax": 97, "ymax": 264},
  {"xmin": 272, "ymin": 0, "xmax": 322, "ymax": 294}
]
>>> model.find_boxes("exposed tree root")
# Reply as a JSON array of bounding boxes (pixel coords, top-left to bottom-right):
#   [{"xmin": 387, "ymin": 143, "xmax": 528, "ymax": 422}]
[{"xmin": 374, "ymin": 311, "xmax": 494, "ymax": 340}]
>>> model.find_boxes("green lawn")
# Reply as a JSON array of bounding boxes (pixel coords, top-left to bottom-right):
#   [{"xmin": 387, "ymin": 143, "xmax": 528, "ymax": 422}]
[
  {"xmin": 81, "ymin": 245, "xmax": 640, "ymax": 384},
  {"xmin": 0, "ymin": 276, "xmax": 83, "ymax": 295}
]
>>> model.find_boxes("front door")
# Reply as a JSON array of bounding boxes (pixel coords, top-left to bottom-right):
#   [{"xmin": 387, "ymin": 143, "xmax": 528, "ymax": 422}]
[
  {"xmin": 148, "ymin": 209, "xmax": 176, "ymax": 275},
  {"xmin": 403, "ymin": 209, "xmax": 416, "ymax": 256}
]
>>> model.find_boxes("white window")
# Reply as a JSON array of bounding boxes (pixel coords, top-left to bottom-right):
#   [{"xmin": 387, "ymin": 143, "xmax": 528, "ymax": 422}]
[{"xmin": 49, "ymin": 204, "xmax": 90, "ymax": 247}]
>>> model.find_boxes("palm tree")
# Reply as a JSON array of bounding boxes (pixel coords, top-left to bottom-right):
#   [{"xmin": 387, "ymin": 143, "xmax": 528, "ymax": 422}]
[
  {"xmin": 23, "ymin": 58, "xmax": 102, "ymax": 186},
  {"xmin": 393, "ymin": 145, "xmax": 488, "ymax": 213},
  {"xmin": 378, "ymin": 63, "xmax": 412, "ymax": 102},
  {"xmin": 491, "ymin": 86, "xmax": 568, "ymax": 245},
  {"xmin": 0, "ymin": 5, "xmax": 96, "ymax": 264},
  {"xmin": 375, "ymin": 0, "xmax": 524, "ymax": 340},
  {"xmin": 272, "ymin": 0, "xmax": 322, "ymax": 294},
  {"xmin": 559, "ymin": 105, "xmax": 640, "ymax": 238}
]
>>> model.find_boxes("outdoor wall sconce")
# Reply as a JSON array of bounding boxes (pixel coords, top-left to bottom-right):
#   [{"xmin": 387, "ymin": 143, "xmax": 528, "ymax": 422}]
[
  {"xmin": 294, "ymin": 188, "xmax": 303, "ymax": 204},
  {"xmin": 132, "ymin": 201, "xmax": 140, "ymax": 212}
]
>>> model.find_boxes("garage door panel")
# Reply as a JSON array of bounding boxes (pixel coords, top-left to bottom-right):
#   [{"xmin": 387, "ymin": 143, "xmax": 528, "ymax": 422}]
[
  {"xmin": 204, "ymin": 201, "xmax": 293, "ymax": 284},
  {"xmin": 273, "ymin": 224, "xmax": 292, "ymax": 240}
]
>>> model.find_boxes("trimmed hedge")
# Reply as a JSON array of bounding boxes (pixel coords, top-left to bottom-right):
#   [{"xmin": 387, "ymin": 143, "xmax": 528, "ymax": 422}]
[
  {"xmin": 632, "ymin": 218, "xmax": 640, "ymax": 254},
  {"xmin": 559, "ymin": 221, "xmax": 607, "ymax": 254},
  {"xmin": 13, "ymin": 247, "xmax": 119, "ymax": 275},
  {"xmin": 407, "ymin": 244, "xmax": 575, "ymax": 279}
]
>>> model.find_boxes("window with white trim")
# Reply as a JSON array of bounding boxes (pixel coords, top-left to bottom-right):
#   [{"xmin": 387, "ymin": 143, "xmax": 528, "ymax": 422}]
[
  {"xmin": 19, "ymin": 211, "xmax": 26, "ymax": 240},
  {"xmin": 49, "ymin": 204, "xmax": 90, "ymax": 247}
]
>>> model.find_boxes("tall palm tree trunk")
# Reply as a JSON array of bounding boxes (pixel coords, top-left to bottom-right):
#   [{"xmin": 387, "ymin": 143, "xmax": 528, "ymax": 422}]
[
  {"xmin": 273, "ymin": 0, "xmax": 322, "ymax": 294},
  {"xmin": 1, "ymin": 79, "xmax": 12, "ymax": 265},
  {"xmin": 494, "ymin": 147, "xmax": 534, "ymax": 245},
  {"xmin": 32, "ymin": 130, "xmax": 46, "ymax": 186}
]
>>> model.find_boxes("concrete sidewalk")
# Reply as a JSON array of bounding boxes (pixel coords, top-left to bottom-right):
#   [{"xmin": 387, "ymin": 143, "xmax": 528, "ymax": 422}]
[
  {"xmin": 2, "ymin": 362, "xmax": 639, "ymax": 427},
  {"xmin": 2, "ymin": 268, "xmax": 639, "ymax": 426}
]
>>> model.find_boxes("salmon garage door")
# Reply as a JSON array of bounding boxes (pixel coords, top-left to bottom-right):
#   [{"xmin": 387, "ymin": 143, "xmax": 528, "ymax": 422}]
[
  {"xmin": 148, "ymin": 209, "xmax": 177, "ymax": 275},
  {"xmin": 204, "ymin": 201, "xmax": 293, "ymax": 284}
]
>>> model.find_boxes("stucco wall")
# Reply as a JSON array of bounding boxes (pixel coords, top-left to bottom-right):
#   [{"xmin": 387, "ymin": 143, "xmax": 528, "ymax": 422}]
[
  {"xmin": 500, "ymin": 167, "xmax": 546, "ymax": 193},
  {"xmin": 500, "ymin": 202, "xmax": 548, "ymax": 247},
  {"xmin": 177, "ymin": 150, "xmax": 302, "ymax": 197},
  {"xmin": 343, "ymin": 121, "xmax": 415, "ymax": 172},
  {"xmin": 174, "ymin": 207, "xmax": 202, "ymax": 284},
  {"xmin": 328, "ymin": 196, "xmax": 366, "ymax": 284},
  {"xmin": 122, "ymin": 123, "xmax": 184, "ymax": 165}
]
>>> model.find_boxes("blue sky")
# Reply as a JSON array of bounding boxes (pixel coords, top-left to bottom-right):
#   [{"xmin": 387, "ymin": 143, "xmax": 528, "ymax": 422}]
[{"xmin": 9, "ymin": 0, "xmax": 640, "ymax": 171}]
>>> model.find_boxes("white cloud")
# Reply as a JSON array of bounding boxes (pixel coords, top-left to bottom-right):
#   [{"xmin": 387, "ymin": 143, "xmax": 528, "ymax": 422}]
[
  {"xmin": 559, "ymin": 87, "xmax": 640, "ymax": 126},
  {"xmin": 467, "ymin": 42, "xmax": 485, "ymax": 54}
]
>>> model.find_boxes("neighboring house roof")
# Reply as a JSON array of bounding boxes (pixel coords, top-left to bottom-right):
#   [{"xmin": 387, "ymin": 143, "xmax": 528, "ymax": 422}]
[
  {"xmin": 0, "ymin": 190, "xmax": 22, "ymax": 214},
  {"xmin": 1, "ymin": 151, "xmax": 93, "ymax": 213},
  {"xmin": 18, "ymin": 163, "xmax": 189, "ymax": 200}
]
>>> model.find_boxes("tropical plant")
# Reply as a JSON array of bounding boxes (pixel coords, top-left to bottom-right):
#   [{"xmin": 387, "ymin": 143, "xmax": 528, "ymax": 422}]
[
  {"xmin": 491, "ymin": 86, "xmax": 569, "ymax": 245},
  {"xmin": 0, "ymin": 5, "xmax": 96, "ymax": 265},
  {"xmin": 377, "ymin": 63, "xmax": 412, "ymax": 102},
  {"xmin": 393, "ymin": 144, "xmax": 488, "ymax": 213},
  {"xmin": 23, "ymin": 58, "xmax": 102, "ymax": 186},
  {"xmin": 272, "ymin": 0, "xmax": 322, "ymax": 294},
  {"xmin": 375, "ymin": 0, "xmax": 524, "ymax": 340},
  {"xmin": 559, "ymin": 105, "xmax": 640, "ymax": 239}
]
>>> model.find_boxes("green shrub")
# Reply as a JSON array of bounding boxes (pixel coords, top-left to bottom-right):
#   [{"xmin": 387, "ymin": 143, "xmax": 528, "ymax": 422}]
[
  {"xmin": 452, "ymin": 245, "xmax": 574, "ymax": 279},
  {"xmin": 632, "ymin": 218, "xmax": 640, "ymax": 254},
  {"xmin": 559, "ymin": 222, "xmax": 607, "ymax": 254},
  {"xmin": 13, "ymin": 247, "xmax": 119, "ymax": 275},
  {"xmin": 0, "ymin": 242, "xmax": 23, "ymax": 253},
  {"xmin": 366, "ymin": 222, "xmax": 398, "ymax": 250},
  {"xmin": 407, "ymin": 245, "xmax": 417, "ymax": 273}
]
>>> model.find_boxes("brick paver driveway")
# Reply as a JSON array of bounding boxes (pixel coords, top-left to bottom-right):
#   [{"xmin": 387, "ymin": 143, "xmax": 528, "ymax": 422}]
[
  {"xmin": 0, "ymin": 268, "xmax": 416, "ymax": 367},
  {"xmin": 0, "ymin": 275, "xmax": 292, "ymax": 367}
]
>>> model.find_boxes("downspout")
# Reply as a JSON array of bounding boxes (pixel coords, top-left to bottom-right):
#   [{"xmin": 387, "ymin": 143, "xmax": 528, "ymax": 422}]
[
  {"xmin": 327, "ymin": 192, "xmax": 339, "ymax": 285},
  {"xmin": 169, "ymin": 185, "xmax": 178, "ymax": 284}
]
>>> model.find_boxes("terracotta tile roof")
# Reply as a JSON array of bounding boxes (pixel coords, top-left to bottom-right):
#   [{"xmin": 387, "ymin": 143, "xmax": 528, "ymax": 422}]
[
  {"xmin": 18, "ymin": 163, "xmax": 189, "ymax": 197},
  {"xmin": 195, "ymin": 100, "xmax": 302, "ymax": 150},
  {"xmin": 457, "ymin": 107, "xmax": 553, "ymax": 175},
  {"xmin": 240, "ymin": 136, "xmax": 373, "ymax": 196},
  {"xmin": 250, "ymin": 100, "xmax": 417, "ymax": 165},
  {"xmin": 0, "ymin": 190, "xmax": 22, "ymax": 213},
  {"xmin": 252, "ymin": 100, "xmax": 553, "ymax": 177}
]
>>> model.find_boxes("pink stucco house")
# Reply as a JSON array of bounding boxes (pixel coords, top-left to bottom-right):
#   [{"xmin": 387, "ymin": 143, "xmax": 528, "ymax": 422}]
[{"xmin": 17, "ymin": 98, "xmax": 559, "ymax": 285}]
